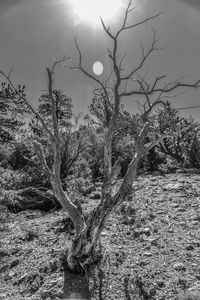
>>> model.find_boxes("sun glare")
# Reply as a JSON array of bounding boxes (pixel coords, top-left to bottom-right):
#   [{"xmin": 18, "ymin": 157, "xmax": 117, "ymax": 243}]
[{"xmin": 69, "ymin": 0, "xmax": 124, "ymax": 27}]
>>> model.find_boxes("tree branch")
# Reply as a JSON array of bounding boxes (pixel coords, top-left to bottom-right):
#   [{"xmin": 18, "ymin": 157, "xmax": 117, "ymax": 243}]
[
  {"xmin": 120, "ymin": 79, "xmax": 200, "ymax": 97},
  {"xmin": 70, "ymin": 36, "xmax": 110, "ymax": 102},
  {"xmin": 121, "ymin": 28, "xmax": 161, "ymax": 81},
  {"xmin": 32, "ymin": 141, "xmax": 52, "ymax": 178},
  {"xmin": 121, "ymin": 12, "xmax": 164, "ymax": 32}
]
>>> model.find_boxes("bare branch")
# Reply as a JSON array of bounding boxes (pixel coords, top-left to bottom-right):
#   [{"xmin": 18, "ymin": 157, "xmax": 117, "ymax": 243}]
[
  {"xmin": 122, "ymin": 28, "xmax": 160, "ymax": 81},
  {"xmin": 110, "ymin": 157, "xmax": 122, "ymax": 184},
  {"xmin": 144, "ymin": 134, "xmax": 175, "ymax": 155},
  {"xmin": 116, "ymin": 0, "xmax": 133, "ymax": 37},
  {"xmin": 120, "ymin": 79, "xmax": 200, "ymax": 97},
  {"xmin": 104, "ymin": 69, "xmax": 114, "ymax": 87},
  {"xmin": 122, "ymin": 12, "xmax": 164, "ymax": 32},
  {"xmin": 51, "ymin": 56, "xmax": 68, "ymax": 74},
  {"xmin": 70, "ymin": 36, "xmax": 109, "ymax": 101},
  {"xmin": 46, "ymin": 67, "xmax": 59, "ymax": 143},
  {"xmin": 150, "ymin": 75, "xmax": 166, "ymax": 91},
  {"xmin": 100, "ymin": 18, "xmax": 115, "ymax": 39}
]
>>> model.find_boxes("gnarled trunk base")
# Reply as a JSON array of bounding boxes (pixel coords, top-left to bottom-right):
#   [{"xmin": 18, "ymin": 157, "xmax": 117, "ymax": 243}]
[{"xmin": 62, "ymin": 270, "xmax": 90, "ymax": 299}]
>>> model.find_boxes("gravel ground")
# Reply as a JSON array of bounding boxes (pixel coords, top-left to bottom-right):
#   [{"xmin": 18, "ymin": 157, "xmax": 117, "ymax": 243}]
[{"xmin": 0, "ymin": 173, "xmax": 200, "ymax": 300}]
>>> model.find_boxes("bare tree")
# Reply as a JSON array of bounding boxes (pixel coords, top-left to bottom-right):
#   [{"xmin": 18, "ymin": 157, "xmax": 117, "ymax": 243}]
[{"xmin": 0, "ymin": 0, "xmax": 199, "ymax": 273}]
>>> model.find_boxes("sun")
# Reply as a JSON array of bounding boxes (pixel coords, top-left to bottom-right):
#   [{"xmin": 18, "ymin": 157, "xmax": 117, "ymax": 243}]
[{"xmin": 69, "ymin": 0, "xmax": 124, "ymax": 27}]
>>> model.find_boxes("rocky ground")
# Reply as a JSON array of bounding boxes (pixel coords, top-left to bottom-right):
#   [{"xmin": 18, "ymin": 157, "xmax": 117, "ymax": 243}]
[{"xmin": 0, "ymin": 172, "xmax": 200, "ymax": 300}]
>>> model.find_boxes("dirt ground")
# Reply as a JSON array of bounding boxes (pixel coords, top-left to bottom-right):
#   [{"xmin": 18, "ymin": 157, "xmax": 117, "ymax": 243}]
[{"xmin": 0, "ymin": 172, "xmax": 200, "ymax": 300}]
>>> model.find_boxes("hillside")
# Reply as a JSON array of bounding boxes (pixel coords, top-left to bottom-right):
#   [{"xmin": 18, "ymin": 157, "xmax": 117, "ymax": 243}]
[{"xmin": 0, "ymin": 172, "xmax": 200, "ymax": 300}]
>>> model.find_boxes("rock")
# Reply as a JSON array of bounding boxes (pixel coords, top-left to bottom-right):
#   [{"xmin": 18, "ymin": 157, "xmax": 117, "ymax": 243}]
[
  {"xmin": 91, "ymin": 192, "xmax": 101, "ymax": 199},
  {"xmin": 193, "ymin": 241, "xmax": 200, "ymax": 247},
  {"xmin": 177, "ymin": 207, "xmax": 186, "ymax": 212},
  {"xmin": 101, "ymin": 231, "xmax": 107, "ymax": 237},
  {"xmin": 143, "ymin": 227, "xmax": 151, "ymax": 236},
  {"xmin": 140, "ymin": 260, "xmax": 148, "ymax": 266},
  {"xmin": 149, "ymin": 213, "xmax": 156, "ymax": 220},
  {"xmin": 143, "ymin": 251, "xmax": 152, "ymax": 257},
  {"xmin": 195, "ymin": 274, "xmax": 200, "ymax": 280},
  {"xmin": 192, "ymin": 220, "xmax": 199, "ymax": 226},
  {"xmin": 156, "ymin": 280, "xmax": 165, "ymax": 288},
  {"xmin": 173, "ymin": 263, "xmax": 186, "ymax": 271},
  {"xmin": 152, "ymin": 171, "xmax": 162, "ymax": 176},
  {"xmin": 192, "ymin": 215, "xmax": 200, "ymax": 221},
  {"xmin": 163, "ymin": 183, "xmax": 183, "ymax": 191},
  {"xmin": 133, "ymin": 229, "xmax": 143, "ymax": 238},
  {"xmin": 185, "ymin": 244, "xmax": 194, "ymax": 251},
  {"xmin": 149, "ymin": 238, "xmax": 158, "ymax": 246},
  {"xmin": 2, "ymin": 187, "xmax": 60, "ymax": 212}
]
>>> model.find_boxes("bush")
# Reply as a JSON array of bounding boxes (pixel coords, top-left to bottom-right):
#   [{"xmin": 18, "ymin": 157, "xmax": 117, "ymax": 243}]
[{"xmin": 0, "ymin": 167, "xmax": 24, "ymax": 190}]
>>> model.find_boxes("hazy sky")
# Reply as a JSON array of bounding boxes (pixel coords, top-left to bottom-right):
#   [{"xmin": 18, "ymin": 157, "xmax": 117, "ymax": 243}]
[{"xmin": 0, "ymin": 0, "xmax": 200, "ymax": 119}]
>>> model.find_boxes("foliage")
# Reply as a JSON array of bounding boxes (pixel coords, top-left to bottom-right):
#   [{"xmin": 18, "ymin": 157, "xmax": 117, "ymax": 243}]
[
  {"xmin": 0, "ymin": 82, "xmax": 26, "ymax": 143},
  {"xmin": 29, "ymin": 90, "xmax": 89, "ymax": 182},
  {"xmin": 37, "ymin": 89, "xmax": 73, "ymax": 129},
  {"xmin": 85, "ymin": 92, "xmax": 141, "ymax": 178},
  {"xmin": 0, "ymin": 167, "xmax": 24, "ymax": 190},
  {"xmin": 140, "ymin": 147, "xmax": 166, "ymax": 172},
  {"xmin": 155, "ymin": 102, "xmax": 200, "ymax": 167}
]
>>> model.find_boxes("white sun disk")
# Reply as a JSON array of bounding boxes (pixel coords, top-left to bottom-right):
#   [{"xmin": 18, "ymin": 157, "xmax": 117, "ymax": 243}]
[
  {"xmin": 71, "ymin": 0, "xmax": 123, "ymax": 26},
  {"xmin": 93, "ymin": 61, "xmax": 104, "ymax": 75}
]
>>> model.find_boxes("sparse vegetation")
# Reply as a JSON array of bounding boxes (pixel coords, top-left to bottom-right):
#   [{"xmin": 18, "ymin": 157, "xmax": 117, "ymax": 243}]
[{"xmin": 0, "ymin": 0, "xmax": 200, "ymax": 299}]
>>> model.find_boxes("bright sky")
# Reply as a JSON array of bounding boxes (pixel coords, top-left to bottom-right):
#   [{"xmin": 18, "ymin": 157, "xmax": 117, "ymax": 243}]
[{"xmin": 0, "ymin": 0, "xmax": 200, "ymax": 119}]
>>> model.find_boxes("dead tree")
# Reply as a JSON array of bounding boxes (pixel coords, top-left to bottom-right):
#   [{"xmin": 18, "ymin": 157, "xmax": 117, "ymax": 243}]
[{"xmin": 0, "ymin": 0, "xmax": 199, "ymax": 272}]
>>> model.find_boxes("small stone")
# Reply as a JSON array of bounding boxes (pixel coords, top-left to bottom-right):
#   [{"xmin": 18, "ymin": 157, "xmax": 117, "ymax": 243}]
[
  {"xmin": 195, "ymin": 274, "xmax": 200, "ymax": 280},
  {"xmin": 185, "ymin": 244, "xmax": 194, "ymax": 251},
  {"xmin": 173, "ymin": 263, "xmax": 186, "ymax": 271},
  {"xmin": 143, "ymin": 251, "xmax": 152, "ymax": 257},
  {"xmin": 179, "ymin": 222, "xmax": 185, "ymax": 226},
  {"xmin": 172, "ymin": 203, "xmax": 179, "ymax": 208},
  {"xmin": 92, "ymin": 192, "xmax": 101, "ymax": 199},
  {"xmin": 192, "ymin": 221, "xmax": 199, "ymax": 225},
  {"xmin": 133, "ymin": 229, "xmax": 143, "ymax": 237},
  {"xmin": 156, "ymin": 280, "xmax": 165, "ymax": 288},
  {"xmin": 149, "ymin": 213, "xmax": 156, "ymax": 220},
  {"xmin": 152, "ymin": 171, "xmax": 162, "ymax": 176},
  {"xmin": 143, "ymin": 227, "xmax": 151, "ymax": 236},
  {"xmin": 101, "ymin": 231, "xmax": 107, "ymax": 237},
  {"xmin": 149, "ymin": 238, "xmax": 158, "ymax": 246},
  {"xmin": 193, "ymin": 241, "xmax": 200, "ymax": 247},
  {"xmin": 177, "ymin": 207, "xmax": 186, "ymax": 212},
  {"xmin": 140, "ymin": 260, "xmax": 148, "ymax": 266}
]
